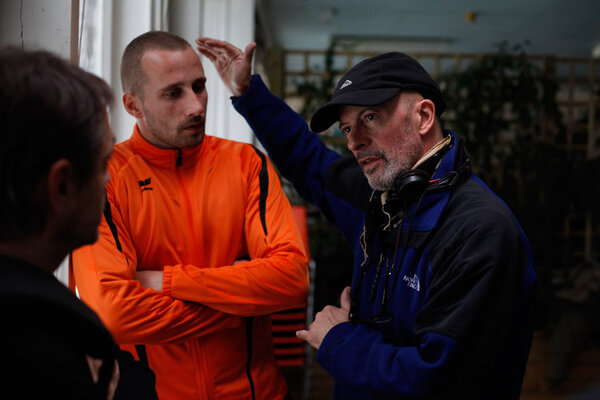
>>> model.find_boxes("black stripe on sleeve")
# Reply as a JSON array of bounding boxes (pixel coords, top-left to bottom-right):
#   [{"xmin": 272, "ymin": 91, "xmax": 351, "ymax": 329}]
[
  {"xmin": 251, "ymin": 146, "xmax": 269, "ymax": 236},
  {"xmin": 103, "ymin": 194, "xmax": 150, "ymax": 368},
  {"xmin": 103, "ymin": 193, "xmax": 122, "ymax": 252}
]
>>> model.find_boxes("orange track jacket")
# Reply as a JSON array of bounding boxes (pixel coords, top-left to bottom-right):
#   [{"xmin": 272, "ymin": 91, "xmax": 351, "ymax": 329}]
[{"xmin": 72, "ymin": 126, "xmax": 309, "ymax": 399}]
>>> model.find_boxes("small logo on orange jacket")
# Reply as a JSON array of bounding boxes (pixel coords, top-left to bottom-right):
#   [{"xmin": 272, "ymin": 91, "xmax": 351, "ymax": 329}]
[{"xmin": 138, "ymin": 177, "xmax": 153, "ymax": 192}]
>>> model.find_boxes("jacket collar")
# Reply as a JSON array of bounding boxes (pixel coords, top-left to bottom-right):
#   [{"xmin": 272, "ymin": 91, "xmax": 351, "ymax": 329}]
[{"xmin": 129, "ymin": 124, "xmax": 206, "ymax": 169}]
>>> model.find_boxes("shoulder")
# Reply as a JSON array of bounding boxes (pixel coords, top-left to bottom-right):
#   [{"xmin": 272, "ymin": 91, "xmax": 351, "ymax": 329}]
[
  {"xmin": 424, "ymin": 177, "xmax": 532, "ymax": 289},
  {"xmin": 106, "ymin": 138, "xmax": 138, "ymax": 180},
  {"xmin": 449, "ymin": 178, "xmax": 517, "ymax": 227},
  {"xmin": 206, "ymin": 135, "xmax": 262, "ymax": 155},
  {"xmin": 431, "ymin": 177, "xmax": 524, "ymax": 255},
  {"xmin": 206, "ymin": 135, "xmax": 270, "ymax": 168}
]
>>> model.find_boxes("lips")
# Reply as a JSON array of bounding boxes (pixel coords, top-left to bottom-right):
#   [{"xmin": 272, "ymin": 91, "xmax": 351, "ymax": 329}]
[
  {"xmin": 358, "ymin": 155, "xmax": 381, "ymax": 168},
  {"xmin": 182, "ymin": 120, "xmax": 205, "ymax": 131}
]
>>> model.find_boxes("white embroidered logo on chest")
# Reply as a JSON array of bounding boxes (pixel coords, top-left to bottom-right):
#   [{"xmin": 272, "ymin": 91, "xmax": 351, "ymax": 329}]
[{"xmin": 403, "ymin": 274, "xmax": 421, "ymax": 292}]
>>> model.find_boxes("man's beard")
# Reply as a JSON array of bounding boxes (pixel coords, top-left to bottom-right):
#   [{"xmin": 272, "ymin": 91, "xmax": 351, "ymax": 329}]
[
  {"xmin": 143, "ymin": 105, "xmax": 206, "ymax": 149},
  {"xmin": 364, "ymin": 134, "xmax": 423, "ymax": 192}
]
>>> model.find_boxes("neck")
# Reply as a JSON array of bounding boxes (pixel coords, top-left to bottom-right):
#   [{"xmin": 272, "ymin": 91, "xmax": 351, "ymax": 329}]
[
  {"xmin": 0, "ymin": 234, "xmax": 67, "ymax": 274},
  {"xmin": 135, "ymin": 122, "xmax": 180, "ymax": 150},
  {"xmin": 412, "ymin": 134, "xmax": 451, "ymax": 171}
]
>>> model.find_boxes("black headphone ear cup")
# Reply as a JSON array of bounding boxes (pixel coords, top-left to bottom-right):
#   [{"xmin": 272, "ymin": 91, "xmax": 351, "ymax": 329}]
[{"xmin": 392, "ymin": 169, "xmax": 430, "ymax": 198}]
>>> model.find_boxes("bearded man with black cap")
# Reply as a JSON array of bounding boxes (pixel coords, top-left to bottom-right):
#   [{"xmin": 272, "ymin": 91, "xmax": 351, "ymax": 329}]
[{"xmin": 197, "ymin": 38, "xmax": 537, "ymax": 399}]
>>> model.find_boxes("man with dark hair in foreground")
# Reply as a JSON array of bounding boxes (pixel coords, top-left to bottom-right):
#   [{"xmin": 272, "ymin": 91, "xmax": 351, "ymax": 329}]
[{"xmin": 0, "ymin": 48, "xmax": 156, "ymax": 399}]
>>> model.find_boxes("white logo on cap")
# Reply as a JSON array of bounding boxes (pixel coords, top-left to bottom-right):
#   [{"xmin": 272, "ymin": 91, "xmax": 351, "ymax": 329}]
[{"xmin": 340, "ymin": 80, "xmax": 353, "ymax": 90}]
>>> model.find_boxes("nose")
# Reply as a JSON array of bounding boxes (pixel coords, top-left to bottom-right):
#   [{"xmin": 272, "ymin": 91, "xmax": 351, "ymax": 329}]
[
  {"xmin": 346, "ymin": 127, "xmax": 369, "ymax": 153},
  {"xmin": 184, "ymin": 89, "xmax": 206, "ymax": 118}
]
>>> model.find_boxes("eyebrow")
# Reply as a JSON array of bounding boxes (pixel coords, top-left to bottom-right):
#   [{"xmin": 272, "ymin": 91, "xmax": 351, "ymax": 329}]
[
  {"xmin": 339, "ymin": 105, "xmax": 375, "ymax": 125},
  {"xmin": 158, "ymin": 82, "xmax": 183, "ymax": 92},
  {"xmin": 159, "ymin": 77, "xmax": 206, "ymax": 92}
]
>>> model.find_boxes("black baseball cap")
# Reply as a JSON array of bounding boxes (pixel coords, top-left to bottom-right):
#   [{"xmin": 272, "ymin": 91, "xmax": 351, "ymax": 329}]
[{"xmin": 309, "ymin": 52, "xmax": 446, "ymax": 133}]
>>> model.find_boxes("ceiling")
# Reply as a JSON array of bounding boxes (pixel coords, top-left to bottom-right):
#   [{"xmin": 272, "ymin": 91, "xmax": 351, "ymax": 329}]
[{"xmin": 258, "ymin": 0, "xmax": 600, "ymax": 58}]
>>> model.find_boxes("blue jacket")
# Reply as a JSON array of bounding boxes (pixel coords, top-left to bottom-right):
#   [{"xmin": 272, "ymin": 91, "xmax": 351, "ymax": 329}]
[{"xmin": 234, "ymin": 75, "xmax": 537, "ymax": 399}]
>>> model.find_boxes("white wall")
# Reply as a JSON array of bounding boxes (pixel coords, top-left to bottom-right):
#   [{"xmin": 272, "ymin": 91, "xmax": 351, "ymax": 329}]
[
  {"xmin": 0, "ymin": 0, "xmax": 72, "ymax": 57},
  {"xmin": 0, "ymin": 0, "xmax": 75, "ymax": 285}
]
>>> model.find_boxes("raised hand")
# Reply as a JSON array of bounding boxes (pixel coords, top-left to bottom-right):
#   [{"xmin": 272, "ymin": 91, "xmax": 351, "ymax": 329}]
[{"xmin": 196, "ymin": 37, "xmax": 256, "ymax": 97}]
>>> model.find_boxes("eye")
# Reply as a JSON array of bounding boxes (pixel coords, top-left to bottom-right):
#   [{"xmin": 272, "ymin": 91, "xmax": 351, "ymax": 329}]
[
  {"xmin": 341, "ymin": 126, "xmax": 351, "ymax": 135},
  {"xmin": 365, "ymin": 113, "xmax": 375, "ymax": 122},
  {"xmin": 192, "ymin": 81, "xmax": 206, "ymax": 94},
  {"xmin": 165, "ymin": 89, "xmax": 181, "ymax": 98}
]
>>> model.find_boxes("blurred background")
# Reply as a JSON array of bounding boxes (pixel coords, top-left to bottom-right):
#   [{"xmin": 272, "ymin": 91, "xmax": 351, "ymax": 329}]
[{"xmin": 1, "ymin": 0, "xmax": 599, "ymax": 399}]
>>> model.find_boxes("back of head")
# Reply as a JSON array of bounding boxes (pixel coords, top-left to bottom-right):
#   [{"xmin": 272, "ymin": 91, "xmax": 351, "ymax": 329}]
[
  {"xmin": 121, "ymin": 31, "xmax": 191, "ymax": 95},
  {"xmin": 0, "ymin": 48, "xmax": 113, "ymax": 241}
]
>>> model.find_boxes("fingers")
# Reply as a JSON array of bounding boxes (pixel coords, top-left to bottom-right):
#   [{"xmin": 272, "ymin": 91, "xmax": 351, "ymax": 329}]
[
  {"xmin": 196, "ymin": 43, "xmax": 219, "ymax": 62},
  {"xmin": 196, "ymin": 37, "xmax": 235, "ymax": 56},
  {"xmin": 340, "ymin": 286, "xmax": 352, "ymax": 311},
  {"xmin": 244, "ymin": 42, "xmax": 257, "ymax": 63},
  {"xmin": 195, "ymin": 38, "xmax": 221, "ymax": 62},
  {"xmin": 196, "ymin": 37, "xmax": 254, "ymax": 61},
  {"xmin": 197, "ymin": 47, "xmax": 216, "ymax": 62},
  {"xmin": 296, "ymin": 329, "xmax": 309, "ymax": 342},
  {"xmin": 86, "ymin": 355, "xmax": 102, "ymax": 383},
  {"xmin": 296, "ymin": 329, "xmax": 320, "ymax": 350},
  {"xmin": 106, "ymin": 359, "xmax": 120, "ymax": 400}
]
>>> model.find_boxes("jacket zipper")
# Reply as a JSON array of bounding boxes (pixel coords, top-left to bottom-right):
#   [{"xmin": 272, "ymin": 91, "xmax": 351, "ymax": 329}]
[{"xmin": 175, "ymin": 148, "xmax": 210, "ymax": 398}]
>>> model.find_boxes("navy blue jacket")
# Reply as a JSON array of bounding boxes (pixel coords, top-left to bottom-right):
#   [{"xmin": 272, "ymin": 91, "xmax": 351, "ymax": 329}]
[{"xmin": 234, "ymin": 75, "xmax": 536, "ymax": 399}]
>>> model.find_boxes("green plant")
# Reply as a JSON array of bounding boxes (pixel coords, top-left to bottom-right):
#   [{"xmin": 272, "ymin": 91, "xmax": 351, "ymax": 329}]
[{"xmin": 439, "ymin": 42, "xmax": 600, "ymax": 334}]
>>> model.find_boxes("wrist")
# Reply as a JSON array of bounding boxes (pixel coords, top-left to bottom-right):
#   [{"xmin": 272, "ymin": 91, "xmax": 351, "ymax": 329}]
[
  {"xmin": 230, "ymin": 83, "xmax": 249, "ymax": 103},
  {"xmin": 231, "ymin": 79, "xmax": 250, "ymax": 98}
]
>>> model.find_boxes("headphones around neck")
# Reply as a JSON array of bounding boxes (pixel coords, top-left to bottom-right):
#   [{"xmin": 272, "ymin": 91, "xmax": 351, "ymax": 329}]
[
  {"xmin": 391, "ymin": 169, "xmax": 431, "ymax": 199},
  {"xmin": 391, "ymin": 159, "xmax": 472, "ymax": 201}
]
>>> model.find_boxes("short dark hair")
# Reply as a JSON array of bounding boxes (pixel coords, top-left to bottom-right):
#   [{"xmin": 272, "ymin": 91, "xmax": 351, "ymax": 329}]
[
  {"xmin": 0, "ymin": 48, "xmax": 113, "ymax": 241},
  {"xmin": 120, "ymin": 31, "xmax": 191, "ymax": 95}
]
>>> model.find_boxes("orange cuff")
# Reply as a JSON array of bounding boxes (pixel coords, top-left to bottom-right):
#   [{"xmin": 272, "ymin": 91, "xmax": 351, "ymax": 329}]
[{"xmin": 162, "ymin": 265, "xmax": 173, "ymax": 296}]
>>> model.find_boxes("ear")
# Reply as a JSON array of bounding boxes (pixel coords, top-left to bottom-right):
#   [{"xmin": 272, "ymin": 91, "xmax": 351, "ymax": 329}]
[
  {"xmin": 46, "ymin": 159, "xmax": 77, "ymax": 214},
  {"xmin": 123, "ymin": 92, "xmax": 143, "ymax": 118},
  {"xmin": 416, "ymin": 99, "xmax": 436, "ymax": 136}
]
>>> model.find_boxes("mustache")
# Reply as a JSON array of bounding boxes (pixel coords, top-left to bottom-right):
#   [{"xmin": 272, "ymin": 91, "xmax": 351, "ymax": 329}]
[
  {"xmin": 356, "ymin": 149, "xmax": 388, "ymax": 162},
  {"xmin": 178, "ymin": 115, "xmax": 205, "ymax": 130}
]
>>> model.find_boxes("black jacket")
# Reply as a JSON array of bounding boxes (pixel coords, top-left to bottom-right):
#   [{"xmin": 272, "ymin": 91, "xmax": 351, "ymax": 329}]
[{"xmin": 0, "ymin": 255, "xmax": 157, "ymax": 399}]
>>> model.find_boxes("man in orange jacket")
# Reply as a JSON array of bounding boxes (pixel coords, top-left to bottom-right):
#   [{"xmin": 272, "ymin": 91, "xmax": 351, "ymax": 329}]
[{"xmin": 72, "ymin": 31, "xmax": 309, "ymax": 400}]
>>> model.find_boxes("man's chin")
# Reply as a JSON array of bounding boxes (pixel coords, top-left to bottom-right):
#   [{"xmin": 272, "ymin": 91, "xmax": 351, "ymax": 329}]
[
  {"xmin": 364, "ymin": 170, "xmax": 396, "ymax": 192},
  {"xmin": 365, "ymin": 175, "xmax": 388, "ymax": 192},
  {"xmin": 183, "ymin": 126, "xmax": 204, "ymax": 134},
  {"xmin": 179, "ymin": 129, "xmax": 205, "ymax": 147}
]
